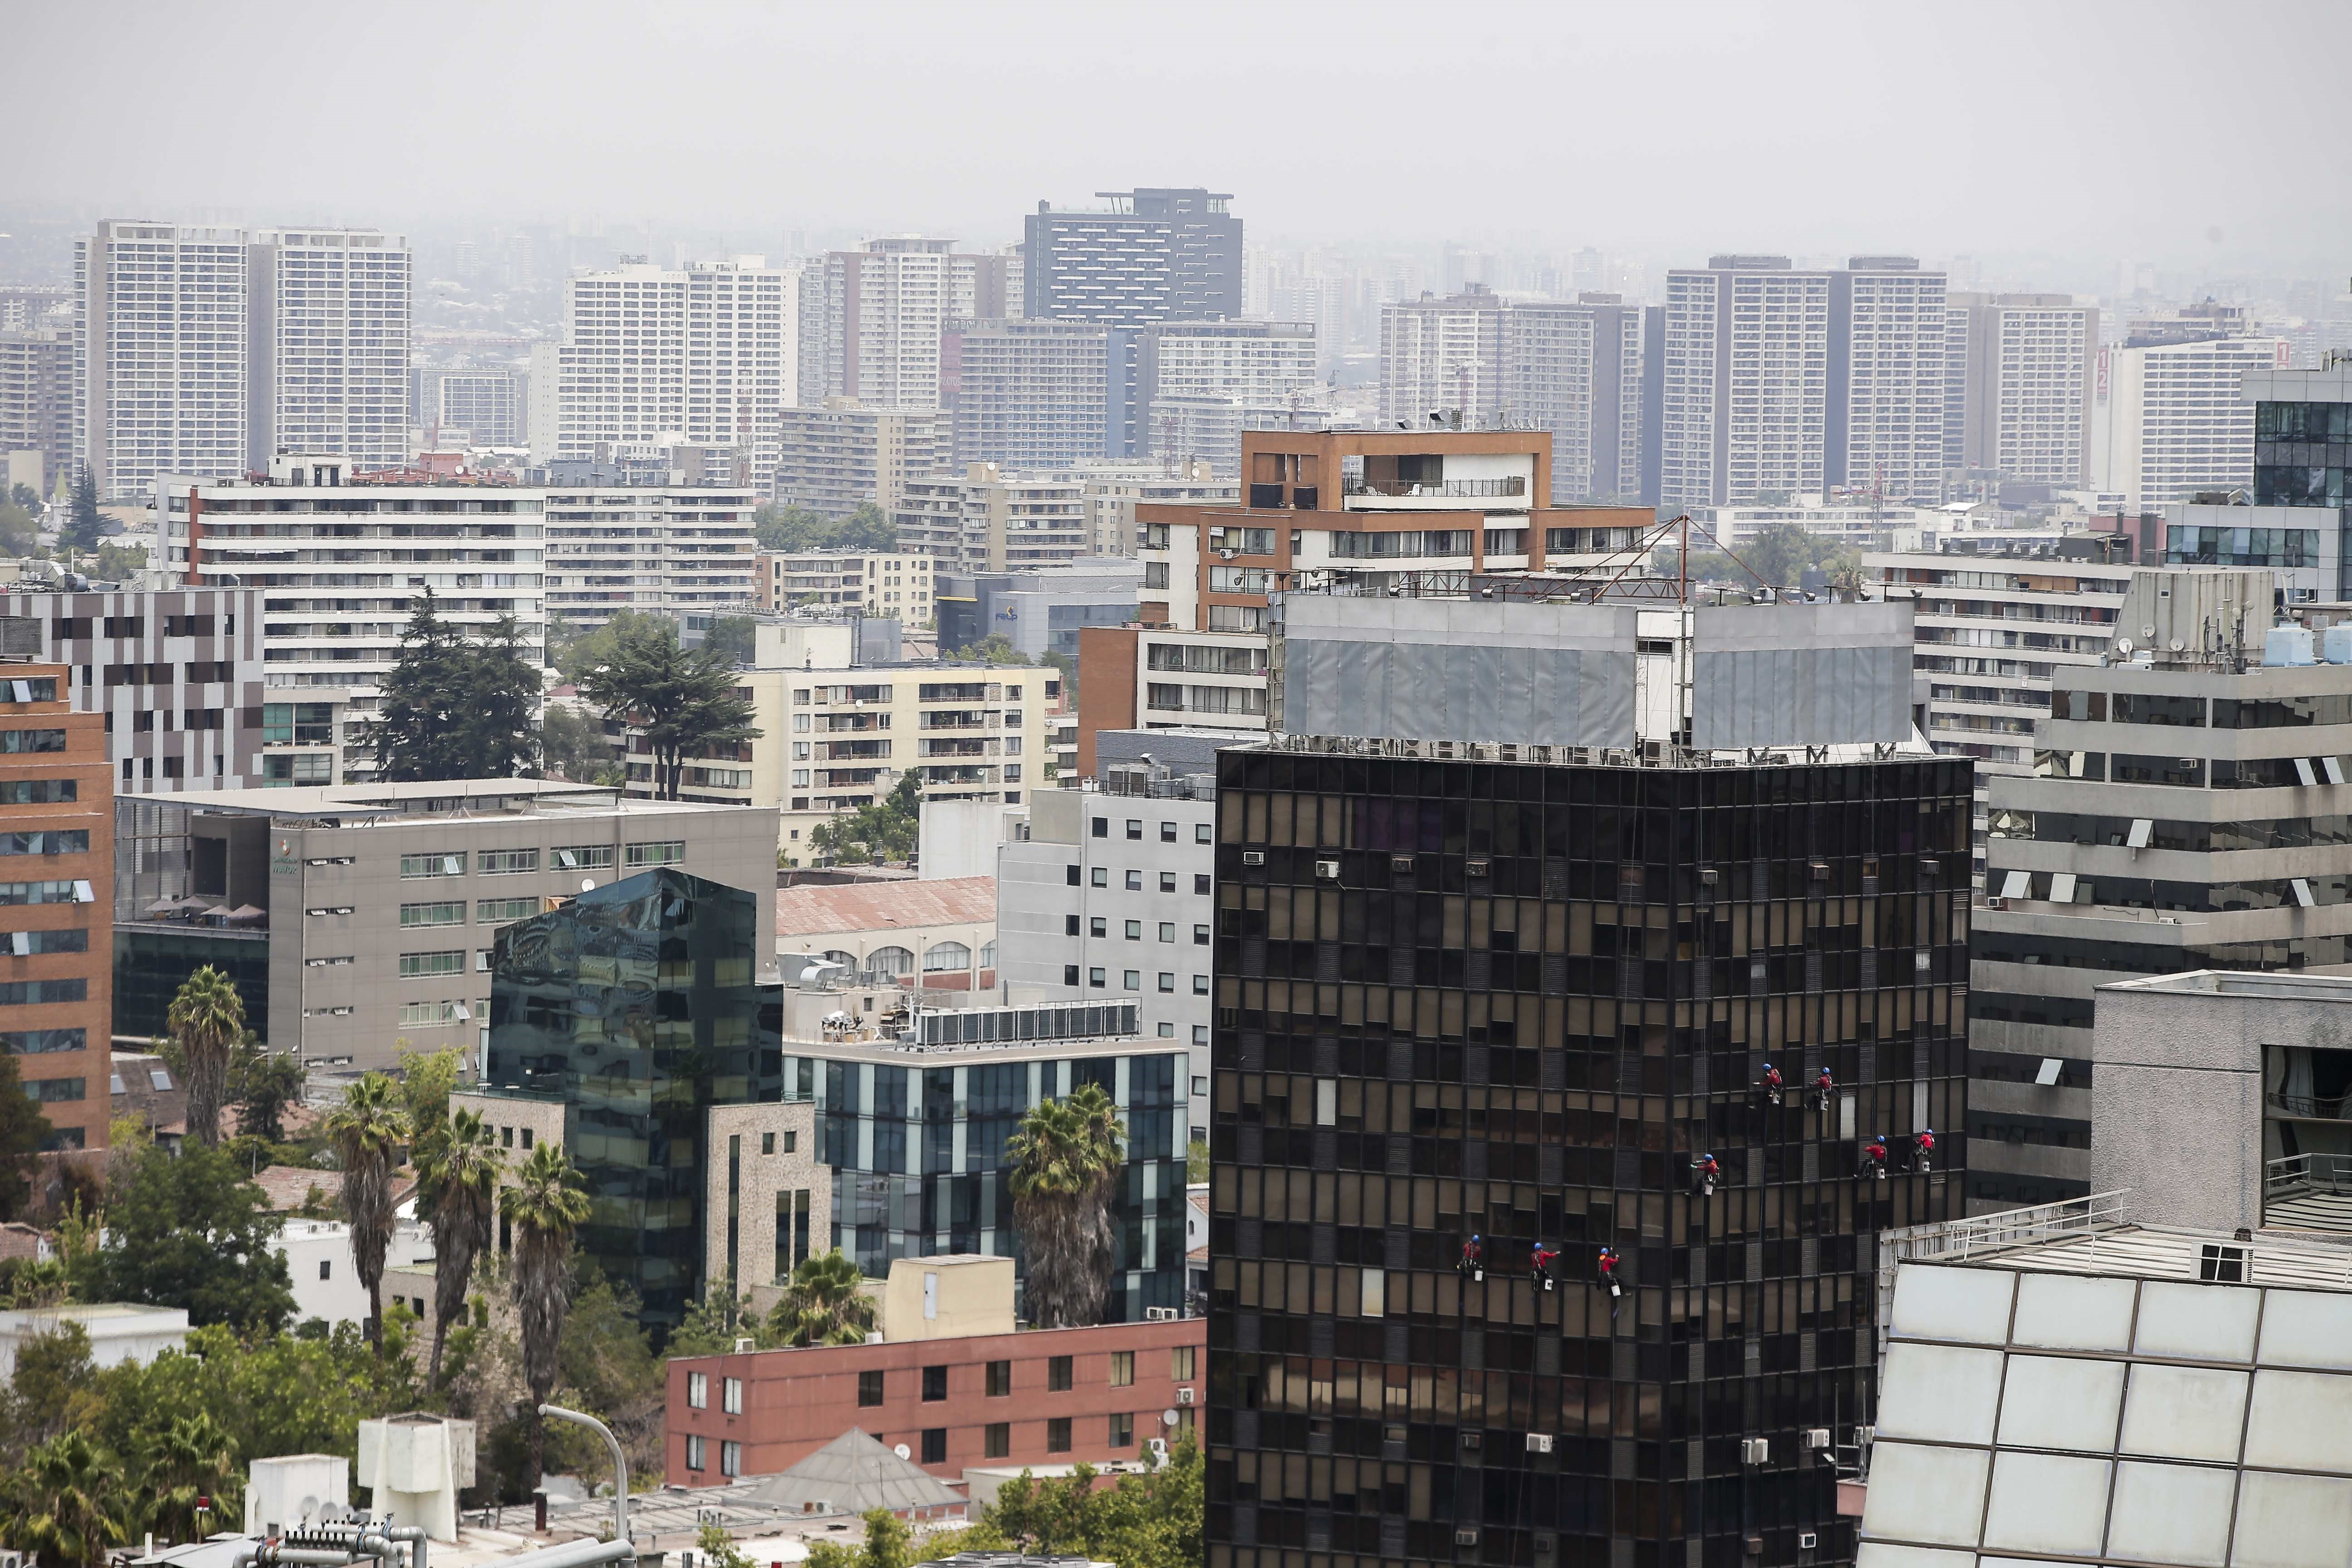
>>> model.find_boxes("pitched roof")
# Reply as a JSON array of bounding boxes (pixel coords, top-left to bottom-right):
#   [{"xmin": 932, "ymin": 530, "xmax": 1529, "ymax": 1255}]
[
  {"xmin": 251, "ymin": 1164, "xmax": 418, "ymax": 1215},
  {"xmin": 774, "ymin": 876, "xmax": 997, "ymax": 940},
  {"xmin": 735, "ymin": 1427, "xmax": 965, "ymax": 1515}
]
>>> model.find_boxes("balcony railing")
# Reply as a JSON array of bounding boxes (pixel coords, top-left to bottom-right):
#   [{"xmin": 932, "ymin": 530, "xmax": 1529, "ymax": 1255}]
[
  {"xmin": 2265, "ymin": 1152, "xmax": 2352, "ymax": 1198},
  {"xmin": 2268, "ymin": 1089, "xmax": 2352, "ymax": 1120},
  {"xmin": 1343, "ymin": 476, "xmax": 1526, "ymax": 499}
]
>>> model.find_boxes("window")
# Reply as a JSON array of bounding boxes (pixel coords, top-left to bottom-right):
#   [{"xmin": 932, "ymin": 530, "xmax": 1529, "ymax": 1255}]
[
  {"xmin": 1195, "ymin": 823, "xmax": 1212, "ymax": 843},
  {"xmin": 0, "ymin": 1028, "xmax": 85, "ymax": 1055},
  {"xmin": 1065, "ymin": 914, "xmax": 1080, "ymax": 936},
  {"xmin": 1160, "ymin": 822, "xmax": 1177, "ymax": 843},
  {"xmin": 476, "ymin": 950, "xmax": 495, "ymax": 973},
  {"xmin": 762, "ymin": 1132, "xmax": 775, "ymax": 1156},
  {"xmin": 1157, "ymin": 973, "xmax": 1175, "ymax": 992},
  {"xmin": 478, "ymin": 897, "xmax": 540, "ymax": 923},
  {"xmin": 1158, "ymin": 1021, "xmax": 1176, "ymax": 1037},
  {"xmin": 1110, "ymin": 1350, "xmax": 1134, "ymax": 1387},
  {"xmin": 398, "ymin": 950, "xmax": 465, "ymax": 978},
  {"xmin": 2, "ymin": 931, "xmax": 85, "ymax": 957},
  {"xmin": 0, "ymin": 882, "xmax": 93, "ymax": 906},
  {"xmin": 23, "ymin": 1077, "xmax": 84, "ymax": 1103},
  {"xmin": 1047, "ymin": 1417, "xmax": 1072, "ymax": 1453},
  {"xmin": 985, "ymin": 1422, "xmax": 1010, "ymax": 1459},
  {"xmin": 1125, "ymin": 870, "xmax": 1143, "ymax": 891},
  {"xmin": 1109, "ymin": 1411, "xmax": 1134, "ymax": 1446},
  {"xmin": 1159, "ymin": 922, "xmax": 1176, "ymax": 942},
  {"xmin": 1090, "ymin": 917, "xmax": 1107, "ymax": 937},
  {"xmin": 1126, "ymin": 820, "xmax": 1143, "ymax": 840},
  {"xmin": 1092, "ymin": 817, "xmax": 1108, "ymax": 838},
  {"xmin": 1194, "ymin": 924, "xmax": 1210, "ymax": 945},
  {"xmin": 1049, "ymin": 1355, "xmax": 1073, "ymax": 1392},
  {"xmin": 921, "ymin": 1428, "xmax": 946, "ymax": 1465},
  {"xmin": 1063, "ymin": 964, "xmax": 1080, "ymax": 985},
  {"xmin": 784, "ymin": 1130, "xmax": 797, "ymax": 1153},
  {"xmin": 479, "ymin": 848, "xmax": 539, "ymax": 875},
  {"xmin": 923, "ymin": 1364, "xmax": 948, "ymax": 1402},
  {"xmin": 986, "ymin": 1360, "xmax": 1012, "ymax": 1396},
  {"xmin": 1159, "ymin": 872, "xmax": 1177, "ymax": 892},
  {"xmin": 1088, "ymin": 967, "xmax": 1107, "ymax": 988},
  {"xmin": 723, "ymin": 1377, "xmax": 743, "ymax": 1415},
  {"xmin": 1171, "ymin": 1345, "xmax": 1196, "ymax": 1380},
  {"xmin": 400, "ymin": 901, "xmax": 465, "ymax": 927},
  {"xmin": 923, "ymin": 941, "xmax": 971, "ymax": 972},
  {"xmin": 0, "ymin": 780, "xmax": 74, "ymax": 804},
  {"xmin": 0, "ymin": 831, "xmax": 88, "ymax": 856},
  {"xmin": 552, "ymin": 844, "xmax": 615, "ymax": 870},
  {"xmin": 398, "ymin": 1001, "xmax": 461, "ymax": 1027},
  {"xmin": 1124, "ymin": 920, "xmax": 1142, "ymax": 940},
  {"xmin": 1065, "ymin": 864, "xmax": 1081, "ymax": 886},
  {"xmin": 319, "ymin": 1259, "xmax": 332, "ymax": 1280},
  {"xmin": 1090, "ymin": 867, "xmax": 1108, "ymax": 888},
  {"xmin": 0, "ymin": 730, "xmax": 64, "ymax": 754},
  {"xmin": 858, "ymin": 1369, "xmax": 885, "ymax": 1406},
  {"xmin": 1123, "ymin": 970, "xmax": 1140, "ymax": 991},
  {"xmin": 400, "ymin": 853, "xmax": 466, "ymax": 878},
  {"xmin": 686, "ymin": 1435, "xmax": 706, "ymax": 1471},
  {"xmin": 626, "ymin": 839, "xmax": 686, "ymax": 867},
  {"xmin": 0, "ymin": 979, "xmax": 86, "ymax": 1006},
  {"xmin": 720, "ymin": 1441, "xmax": 740, "ymax": 1478},
  {"xmin": 1192, "ymin": 975, "xmax": 1210, "ymax": 995}
]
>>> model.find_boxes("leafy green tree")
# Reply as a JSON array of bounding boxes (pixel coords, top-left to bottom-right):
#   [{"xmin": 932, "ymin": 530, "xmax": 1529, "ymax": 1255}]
[
  {"xmin": 167, "ymin": 966, "xmax": 245, "ymax": 1149},
  {"xmin": 0, "ymin": 501, "xmax": 37, "ymax": 557},
  {"xmin": 804, "ymin": 1509, "xmax": 910, "ymax": 1568},
  {"xmin": 365, "ymin": 593, "xmax": 540, "ymax": 780},
  {"xmin": 1005, "ymin": 1082, "xmax": 1126, "ymax": 1328},
  {"xmin": 60, "ymin": 469, "xmax": 104, "ymax": 553},
  {"xmin": 549, "ymin": 607, "xmax": 666, "ymax": 685},
  {"xmin": 501, "ymin": 1144, "xmax": 592, "ymax": 1485},
  {"xmin": 668, "ymin": 1274, "xmax": 775, "ymax": 1356},
  {"xmin": 949, "ymin": 632, "xmax": 1030, "ymax": 665},
  {"xmin": 132, "ymin": 1411, "xmax": 241, "ymax": 1540},
  {"xmin": 752, "ymin": 502, "xmax": 828, "ymax": 553},
  {"xmin": 539, "ymin": 702, "xmax": 615, "ymax": 781},
  {"xmin": 701, "ymin": 614, "xmax": 756, "ymax": 666},
  {"xmin": 763, "ymin": 1250, "xmax": 877, "ymax": 1347},
  {"xmin": 393, "ymin": 1044, "xmax": 463, "ymax": 1143},
  {"xmin": 0, "ymin": 1429, "xmax": 127, "ymax": 1568},
  {"xmin": 578, "ymin": 616, "xmax": 760, "ymax": 800},
  {"xmin": 1186, "ymin": 1137, "xmax": 1209, "ymax": 1184},
  {"xmin": 230, "ymin": 1034, "xmax": 305, "ymax": 1143},
  {"xmin": 838, "ymin": 502, "xmax": 895, "ymax": 551},
  {"xmin": 414, "ymin": 1107, "xmax": 501, "ymax": 1387},
  {"xmin": 324, "ymin": 1075, "xmax": 410, "ymax": 1347},
  {"xmin": 9, "ymin": 482, "xmax": 37, "ymax": 511},
  {"xmin": 0, "ymin": 1322, "xmax": 95, "ymax": 1458},
  {"xmin": 807, "ymin": 771, "xmax": 921, "ymax": 866},
  {"xmin": 74, "ymin": 1142, "xmax": 293, "ymax": 1334},
  {"xmin": 696, "ymin": 1524, "xmax": 757, "ymax": 1568},
  {"xmin": 93, "ymin": 541, "xmax": 146, "ymax": 581},
  {"xmin": 0, "ymin": 1053, "xmax": 54, "ymax": 1220},
  {"xmin": 971, "ymin": 1431, "xmax": 1202, "ymax": 1568}
]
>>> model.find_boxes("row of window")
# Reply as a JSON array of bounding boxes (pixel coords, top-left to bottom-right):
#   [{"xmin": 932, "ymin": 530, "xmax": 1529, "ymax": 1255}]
[
  {"xmin": 0, "ymin": 881, "xmax": 93, "ymax": 907},
  {"xmin": 681, "ymin": 1413, "xmax": 1138, "ymax": 1479},
  {"xmin": 1068, "ymin": 864, "xmax": 1214, "ymax": 897},
  {"xmin": 0, "ymin": 832, "xmax": 88, "ymax": 857},
  {"xmin": 396, "ymin": 897, "xmax": 544, "ymax": 927},
  {"xmin": 398, "ymin": 842, "xmax": 681, "ymax": 879},
  {"xmin": 0, "ymin": 780, "xmax": 75, "ymax": 804},
  {"xmin": 1071, "ymin": 916, "xmax": 1213, "ymax": 942}
]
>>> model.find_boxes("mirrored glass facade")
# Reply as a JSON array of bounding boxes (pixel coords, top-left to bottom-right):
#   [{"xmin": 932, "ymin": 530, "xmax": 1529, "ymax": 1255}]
[{"xmin": 1205, "ymin": 750, "xmax": 1973, "ymax": 1568}]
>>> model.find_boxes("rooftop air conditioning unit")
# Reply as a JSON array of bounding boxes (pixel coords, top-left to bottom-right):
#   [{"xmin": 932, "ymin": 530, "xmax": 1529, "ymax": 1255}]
[{"xmin": 1242, "ymin": 851, "xmax": 1266, "ymax": 866}]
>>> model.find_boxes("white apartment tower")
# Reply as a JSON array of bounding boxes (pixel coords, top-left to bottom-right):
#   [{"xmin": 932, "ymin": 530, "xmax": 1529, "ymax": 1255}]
[
  {"xmin": 74, "ymin": 221, "xmax": 414, "ymax": 502},
  {"xmin": 809, "ymin": 237, "xmax": 959, "ymax": 410},
  {"xmin": 1378, "ymin": 285, "xmax": 1505, "ymax": 428},
  {"xmin": 1945, "ymin": 293, "xmax": 2099, "ymax": 485},
  {"xmin": 1659, "ymin": 255, "xmax": 1831, "ymax": 509},
  {"xmin": 1826, "ymin": 256, "xmax": 1946, "ymax": 500},
  {"xmin": 2092, "ymin": 333, "xmax": 2287, "ymax": 508},
  {"xmin": 246, "ymin": 228, "xmax": 412, "ymax": 473},
  {"xmin": 1138, "ymin": 319, "xmax": 1318, "ymax": 479},
  {"xmin": 1503, "ymin": 294, "xmax": 1646, "ymax": 503},
  {"xmin": 555, "ymin": 258, "xmax": 797, "ymax": 489}
]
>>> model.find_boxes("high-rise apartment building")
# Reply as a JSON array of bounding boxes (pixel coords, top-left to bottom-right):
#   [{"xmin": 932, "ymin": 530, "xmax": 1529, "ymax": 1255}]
[
  {"xmin": 1207, "ymin": 588, "xmax": 1970, "ymax": 1568},
  {"xmin": 805, "ymin": 238, "xmax": 963, "ymax": 411},
  {"xmin": 1827, "ymin": 257, "xmax": 1946, "ymax": 500},
  {"xmin": 74, "ymin": 222, "xmax": 252, "ymax": 501},
  {"xmin": 1378, "ymin": 286, "xmax": 1506, "ymax": 429},
  {"xmin": 1943, "ymin": 294, "xmax": 2098, "ymax": 485},
  {"xmin": 755, "ymin": 549, "xmax": 933, "ymax": 621},
  {"xmin": 1139, "ymin": 320, "xmax": 1318, "ymax": 482},
  {"xmin": 246, "ymin": 228, "xmax": 412, "ymax": 473},
  {"xmin": 895, "ymin": 463, "xmax": 1090, "ymax": 573},
  {"xmin": 1504, "ymin": 294, "xmax": 1648, "ymax": 503},
  {"xmin": 0, "ymin": 648, "xmax": 113, "ymax": 1156},
  {"xmin": 0, "ymin": 329, "xmax": 73, "ymax": 495},
  {"xmin": 2092, "ymin": 332, "xmax": 2287, "ymax": 508},
  {"xmin": 947, "ymin": 319, "xmax": 1111, "ymax": 471},
  {"xmin": 555, "ymin": 258, "xmax": 797, "ymax": 489},
  {"xmin": 1023, "ymin": 189, "xmax": 1242, "ymax": 325},
  {"xmin": 541, "ymin": 477, "xmax": 758, "ymax": 628},
  {"xmin": 770, "ymin": 400, "xmax": 951, "ymax": 518},
  {"xmin": 414, "ymin": 366, "xmax": 528, "ymax": 448}
]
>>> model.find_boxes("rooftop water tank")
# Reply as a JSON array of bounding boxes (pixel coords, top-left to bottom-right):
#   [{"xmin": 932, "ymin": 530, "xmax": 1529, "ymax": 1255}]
[
  {"xmin": 2323, "ymin": 625, "xmax": 2352, "ymax": 665},
  {"xmin": 2266, "ymin": 625, "xmax": 2316, "ymax": 667}
]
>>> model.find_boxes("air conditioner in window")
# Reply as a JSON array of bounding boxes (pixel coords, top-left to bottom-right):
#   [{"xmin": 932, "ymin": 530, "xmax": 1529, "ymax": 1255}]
[
  {"xmin": 1741, "ymin": 1438, "xmax": 1770, "ymax": 1465},
  {"xmin": 1525, "ymin": 1433, "xmax": 1553, "ymax": 1454},
  {"xmin": 1177, "ymin": 1387, "xmax": 1195, "ymax": 1404},
  {"xmin": 1315, "ymin": 859, "xmax": 1340, "ymax": 880},
  {"xmin": 1455, "ymin": 1530, "xmax": 1480, "ymax": 1548},
  {"xmin": 1801, "ymin": 1428, "xmax": 1831, "ymax": 1450},
  {"xmin": 1242, "ymin": 851, "xmax": 1266, "ymax": 865}
]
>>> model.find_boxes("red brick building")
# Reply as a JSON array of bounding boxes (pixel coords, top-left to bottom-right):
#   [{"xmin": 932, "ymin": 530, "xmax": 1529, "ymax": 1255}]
[{"xmin": 666, "ymin": 1315, "xmax": 1204, "ymax": 1485}]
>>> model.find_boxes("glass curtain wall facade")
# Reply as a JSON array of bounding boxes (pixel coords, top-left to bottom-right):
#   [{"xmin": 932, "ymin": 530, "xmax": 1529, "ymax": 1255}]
[
  {"xmin": 1205, "ymin": 749, "xmax": 1973, "ymax": 1568},
  {"xmin": 486, "ymin": 867, "xmax": 781, "ymax": 1331},
  {"xmin": 796, "ymin": 1045, "xmax": 1191, "ymax": 1321}
]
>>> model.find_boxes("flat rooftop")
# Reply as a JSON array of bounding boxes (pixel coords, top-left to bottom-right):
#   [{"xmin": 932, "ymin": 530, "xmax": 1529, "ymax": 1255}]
[
  {"xmin": 2099, "ymin": 969, "xmax": 2352, "ymax": 1004},
  {"xmin": 1928, "ymin": 1222, "xmax": 2352, "ymax": 1293},
  {"xmin": 142, "ymin": 779, "xmax": 739, "ymax": 824}
]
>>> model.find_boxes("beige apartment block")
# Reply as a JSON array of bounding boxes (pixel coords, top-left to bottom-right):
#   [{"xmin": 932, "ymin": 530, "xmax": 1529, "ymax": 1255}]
[
  {"xmin": 705, "ymin": 1100, "xmax": 829, "ymax": 1302},
  {"xmin": 755, "ymin": 550, "xmax": 934, "ymax": 624}
]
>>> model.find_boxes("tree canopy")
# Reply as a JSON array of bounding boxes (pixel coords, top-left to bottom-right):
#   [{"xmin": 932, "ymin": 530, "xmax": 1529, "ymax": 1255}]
[
  {"xmin": 577, "ymin": 615, "xmax": 760, "ymax": 800},
  {"xmin": 754, "ymin": 501, "xmax": 896, "ymax": 555},
  {"xmin": 0, "ymin": 1054, "xmax": 53, "ymax": 1221},
  {"xmin": 66, "ymin": 1140, "xmax": 294, "ymax": 1334},
  {"xmin": 806, "ymin": 771, "xmax": 921, "ymax": 866},
  {"xmin": 59, "ymin": 470, "xmax": 104, "ymax": 553},
  {"xmin": 363, "ymin": 591, "xmax": 541, "ymax": 781},
  {"xmin": 1005, "ymin": 1082, "xmax": 1126, "ymax": 1328}
]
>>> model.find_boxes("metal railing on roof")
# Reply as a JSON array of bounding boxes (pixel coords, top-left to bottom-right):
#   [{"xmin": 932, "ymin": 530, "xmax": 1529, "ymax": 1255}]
[{"xmin": 2267, "ymin": 1151, "xmax": 2352, "ymax": 1197}]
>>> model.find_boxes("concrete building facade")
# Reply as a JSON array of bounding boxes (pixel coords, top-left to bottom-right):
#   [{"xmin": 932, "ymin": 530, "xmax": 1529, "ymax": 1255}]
[
  {"xmin": 2093, "ymin": 333, "xmax": 2288, "ymax": 508},
  {"xmin": 755, "ymin": 550, "xmax": 934, "ymax": 622},
  {"xmin": 769, "ymin": 401, "xmax": 950, "ymax": 519},
  {"xmin": 1945, "ymin": 292, "xmax": 2099, "ymax": 484},
  {"xmin": 896, "ymin": 464, "xmax": 1091, "ymax": 573},
  {"xmin": 1023, "ymin": 188, "xmax": 1242, "ymax": 326},
  {"xmin": 947, "ymin": 320, "xmax": 1111, "ymax": 472},
  {"xmin": 1660, "ymin": 256, "xmax": 1833, "ymax": 509},
  {"xmin": 0, "ymin": 328, "xmax": 72, "ymax": 495},
  {"xmin": 246, "ymin": 228, "xmax": 413, "ymax": 474}
]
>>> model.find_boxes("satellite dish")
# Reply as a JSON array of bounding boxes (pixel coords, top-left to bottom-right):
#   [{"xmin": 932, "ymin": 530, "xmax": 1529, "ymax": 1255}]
[
  {"xmin": 581, "ymin": 878, "xmax": 596, "ymax": 892},
  {"xmin": 2141, "ymin": 624, "xmax": 2156, "ymax": 638},
  {"xmin": 2115, "ymin": 638, "xmax": 2135, "ymax": 655},
  {"xmin": 2170, "ymin": 637, "xmax": 2186, "ymax": 652},
  {"xmin": 1162, "ymin": 1409, "xmax": 1181, "ymax": 1427},
  {"xmin": 893, "ymin": 1444, "xmax": 912, "ymax": 1461}
]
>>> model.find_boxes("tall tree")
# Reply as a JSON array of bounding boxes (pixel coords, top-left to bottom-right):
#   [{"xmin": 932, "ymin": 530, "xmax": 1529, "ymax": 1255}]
[
  {"xmin": 501, "ymin": 1143, "xmax": 592, "ymax": 1485},
  {"xmin": 539, "ymin": 702, "xmax": 615, "ymax": 782},
  {"xmin": 764, "ymin": 1250, "xmax": 877, "ymax": 1347},
  {"xmin": 229, "ymin": 1034, "xmax": 304, "ymax": 1143},
  {"xmin": 461, "ymin": 612, "xmax": 545, "ymax": 777},
  {"xmin": 132, "ymin": 1411, "xmax": 241, "ymax": 1540},
  {"xmin": 59, "ymin": 469, "xmax": 105, "ymax": 554},
  {"xmin": 165, "ymin": 967, "xmax": 244, "ymax": 1149},
  {"xmin": 323, "ymin": 1074, "xmax": 411, "ymax": 1347},
  {"xmin": 1005, "ymin": 1082, "xmax": 1126, "ymax": 1328},
  {"xmin": 366, "ymin": 593, "xmax": 540, "ymax": 780},
  {"xmin": 415, "ymin": 1106, "xmax": 501, "ymax": 1387},
  {"xmin": 0, "ymin": 1429, "xmax": 127, "ymax": 1568},
  {"xmin": 838, "ymin": 502, "xmax": 895, "ymax": 551},
  {"xmin": 578, "ymin": 616, "xmax": 760, "ymax": 800},
  {"xmin": 0, "ymin": 1054, "xmax": 54, "ymax": 1220},
  {"xmin": 73, "ymin": 1143, "xmax": 293, "ymax": 1333}
]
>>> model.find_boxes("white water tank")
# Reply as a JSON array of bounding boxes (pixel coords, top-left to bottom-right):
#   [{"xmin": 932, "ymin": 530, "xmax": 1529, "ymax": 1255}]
[
  {"xmin": 2266, "ymin": 625, "xmax": 2316, "ymax": 666},
  {"xmin": 356, "ymin": 1414, "xmax": 476, "ymax": 1544},
  {"xmin": 2323, "ymin": 625, "xmax": 2352, "ymax": 665},
  {"xmin": 245, "ymin": 1454, "xmax": 349, "ymax": 1537}
]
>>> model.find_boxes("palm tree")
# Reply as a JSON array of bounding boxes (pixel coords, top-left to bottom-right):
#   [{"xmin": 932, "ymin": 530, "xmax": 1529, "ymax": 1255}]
[
  {"xmin": 764, "ymin": 1250, "xmax": 877, "ymax": 1347},
  {"xmin": 414, "ymin": 1106, "xmax": 502, "ymax": 1387},
  {"xmin": 166, "ymin": 967, "xmax": 245, "ymax": 1149},
  {"xmin": 323, "ymin": 1073, "xmax": 411, "ymax": 1347},
  {"xmin": 0, "ymin": 1428, "xmax": 128, "ymax": 1568},
  {"xmin": 135, "ymin": 1411, "xmax": 240, "ymax": 1542},
  {"xmin": 501, "ymin": 1142, "xmax": 592, "ymax": 1486},
  {"xmin": 1005, "ymin": 1082, "xmax": 1126, "ymax": 1328}
]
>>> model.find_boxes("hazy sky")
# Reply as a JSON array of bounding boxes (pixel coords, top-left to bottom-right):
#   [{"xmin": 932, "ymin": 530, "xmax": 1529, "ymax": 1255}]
[{"xmin": 14, "ymin": 0, "xmax": 2352, "ymax": 270}]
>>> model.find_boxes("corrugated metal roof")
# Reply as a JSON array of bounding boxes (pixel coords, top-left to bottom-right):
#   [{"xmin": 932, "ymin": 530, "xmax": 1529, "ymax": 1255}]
[{"xmin": 774, "ymin": 877, "xmax": 997, "ymax": 939}]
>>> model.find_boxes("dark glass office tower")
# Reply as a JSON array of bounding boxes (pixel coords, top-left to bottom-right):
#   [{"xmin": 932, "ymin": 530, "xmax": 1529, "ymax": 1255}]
[
  {"xmin": 486, "ymin": 868, "xmax": 782, "ymax": 1329},
  {"xmin": 1204, "ymin": 748, "xmax": 1973, "ymax": 1568}
]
